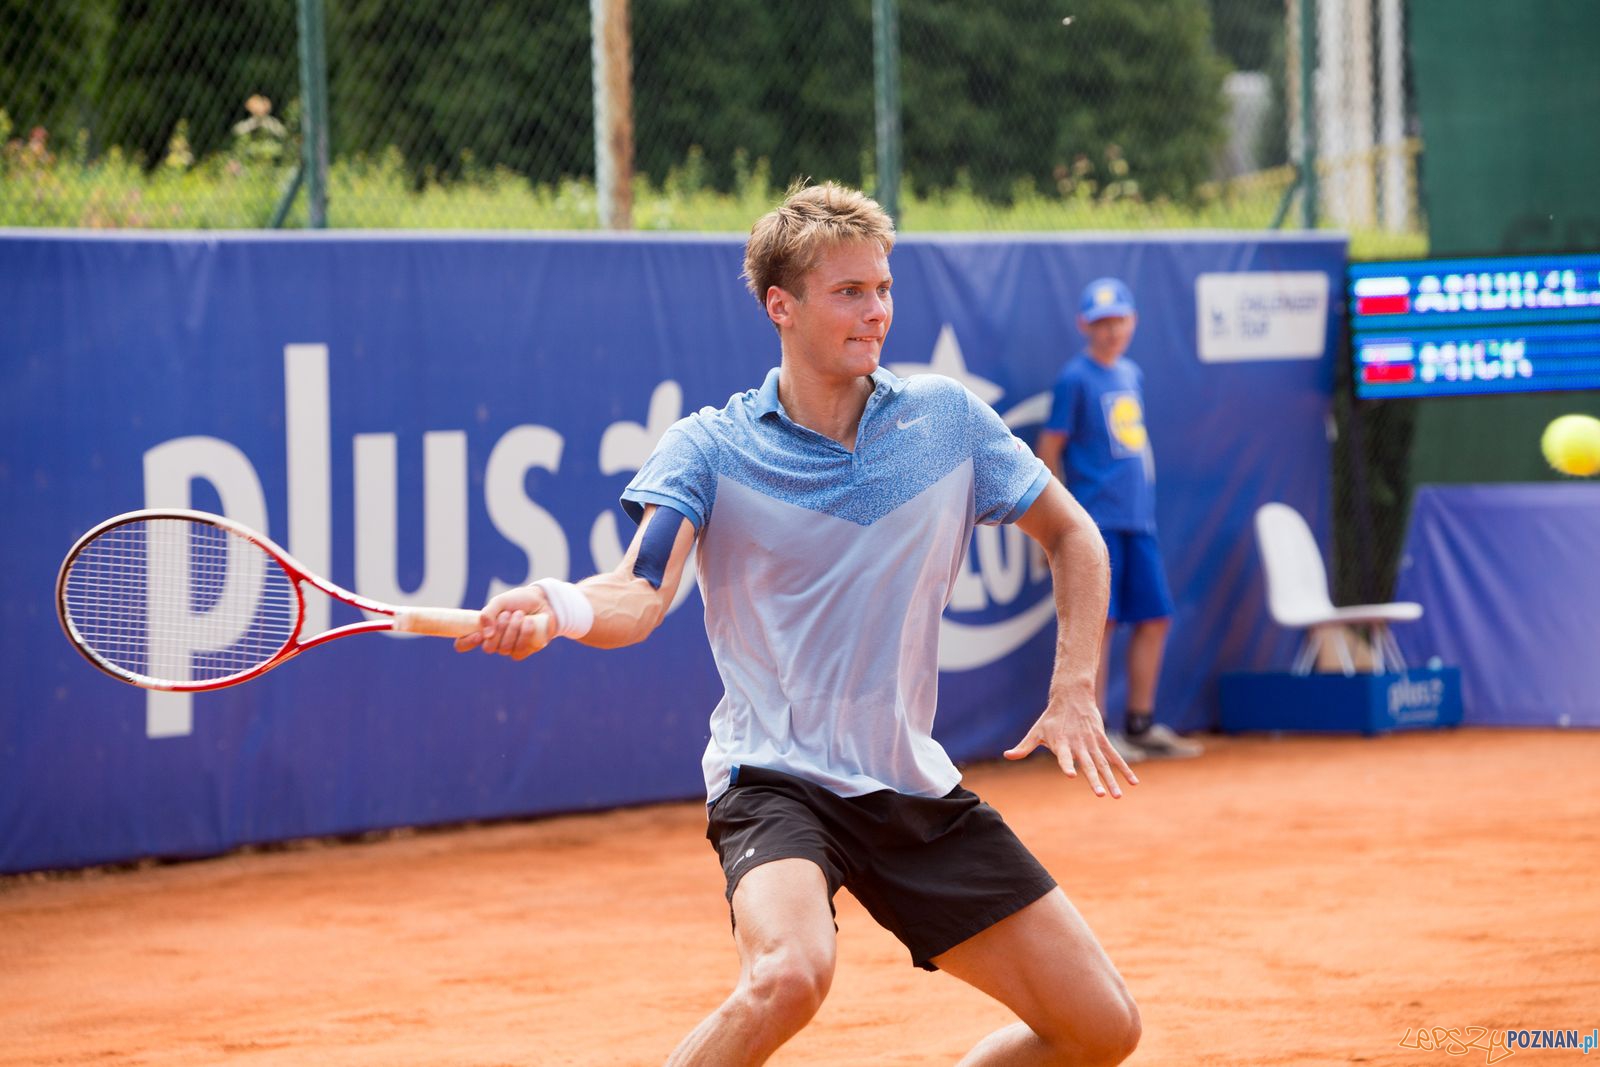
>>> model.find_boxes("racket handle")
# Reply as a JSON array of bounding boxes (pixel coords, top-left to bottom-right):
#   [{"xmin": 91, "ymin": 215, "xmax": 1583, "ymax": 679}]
[
  {"xmin": 392, "ymin": 608, "xmax": 554, "ymax": 647},
  {"xmin": 393, "ymin": 607, "xmax": 486, "ymax": 638}
]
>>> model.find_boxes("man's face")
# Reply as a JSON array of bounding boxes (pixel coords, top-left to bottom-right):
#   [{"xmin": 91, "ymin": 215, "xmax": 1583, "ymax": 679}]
[
  {"xmin": 1080, "ymin": 313, "xmax": 1137, "ymax": 363},
  {"xmin": 768, "ymin": 240, "xmax": 893, "ymax": 383}
]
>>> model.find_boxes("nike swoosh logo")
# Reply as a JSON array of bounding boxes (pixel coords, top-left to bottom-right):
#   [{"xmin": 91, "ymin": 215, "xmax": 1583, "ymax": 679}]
[{"xmin": 896, "ymin": 414, "xmax": 929, "ymax": 430}]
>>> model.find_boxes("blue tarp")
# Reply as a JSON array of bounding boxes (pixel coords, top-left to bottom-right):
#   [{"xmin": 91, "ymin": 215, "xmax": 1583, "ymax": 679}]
[
  {"xmin": 0, "ymin": 230, "xmax": 1344, "ymax": 872},
  {"xmin": 1396, "ymin": 483, "xmax": 1600, "ymax": 727}
]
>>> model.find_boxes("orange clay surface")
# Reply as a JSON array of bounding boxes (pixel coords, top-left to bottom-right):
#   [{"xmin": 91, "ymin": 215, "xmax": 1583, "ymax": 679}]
[{"xmin": 2, "ymin": 729, "xmax": 1597, "ymax": 1066}]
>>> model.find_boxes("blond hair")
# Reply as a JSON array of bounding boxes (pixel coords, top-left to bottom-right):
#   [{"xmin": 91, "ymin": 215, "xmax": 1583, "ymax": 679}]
[{"xmin": 742, "ymin": 182, "xmax": 896, "ymax": 311}]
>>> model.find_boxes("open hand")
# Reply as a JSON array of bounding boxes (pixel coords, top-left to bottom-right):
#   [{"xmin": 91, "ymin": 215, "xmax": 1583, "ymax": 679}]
[{"xmin": 1004, "ymin": 698, "xmax": 1139, "ymax": 799}]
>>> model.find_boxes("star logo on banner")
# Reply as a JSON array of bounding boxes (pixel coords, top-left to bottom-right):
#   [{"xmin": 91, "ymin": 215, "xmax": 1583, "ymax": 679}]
[{"xmin": 886, "ymin": 323, "xmax": 1003, "ymax": 406}]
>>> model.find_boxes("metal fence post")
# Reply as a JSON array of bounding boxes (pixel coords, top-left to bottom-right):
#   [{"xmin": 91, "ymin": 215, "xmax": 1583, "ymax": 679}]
[
  {"xmin": 297, "ymin": 0, "xmax": 329, "ymax": 228},
  {"xmin": 1297, "ymin": 0, "xmax": 1318, "ymax": 229},
  {"xmin": 872, "ymin": 0, "xmax": 901, "ymax": 223}
]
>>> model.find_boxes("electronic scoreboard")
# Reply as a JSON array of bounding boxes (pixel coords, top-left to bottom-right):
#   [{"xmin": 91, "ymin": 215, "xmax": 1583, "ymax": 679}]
[{"xmin": 1348, "ymin": 252, "xmax": 1600, "ymax": 399}]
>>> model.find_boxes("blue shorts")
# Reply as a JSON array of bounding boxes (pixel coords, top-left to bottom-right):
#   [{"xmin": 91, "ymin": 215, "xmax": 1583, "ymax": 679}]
[{"xmin": 1103, "ymin": 529, "xmax": 1174, "ymax": 624}]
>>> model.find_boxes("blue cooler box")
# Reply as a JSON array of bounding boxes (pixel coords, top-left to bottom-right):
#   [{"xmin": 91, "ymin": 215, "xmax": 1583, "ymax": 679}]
[{"xmin": 1219, "ymin": 667, "xmax": 1463, "ymax": 736}]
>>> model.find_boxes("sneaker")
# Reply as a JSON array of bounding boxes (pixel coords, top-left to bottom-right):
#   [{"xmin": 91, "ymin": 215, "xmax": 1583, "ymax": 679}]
[
  {"xmin": 1128, "ymin": 723, "xmax": 1204, "ymax": 759},
  {"xmin": 1105, "ymin": 731, "xmax": 1148, "ymax": 765}
]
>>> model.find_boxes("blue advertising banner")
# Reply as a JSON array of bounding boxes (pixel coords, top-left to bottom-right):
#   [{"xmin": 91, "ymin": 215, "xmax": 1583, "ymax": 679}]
[
  {"xmin": 1395, "ymin": 484, "xmax": 1600, "ymax": 727},
  {"xmin": 0, "ymin": 230, "xmax": 1344, "ymax": 872}
]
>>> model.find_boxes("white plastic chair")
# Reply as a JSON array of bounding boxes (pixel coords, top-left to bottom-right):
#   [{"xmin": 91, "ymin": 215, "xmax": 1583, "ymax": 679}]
[{"xmin": 1254, "ymin": 502, "xmax": 1423, "ymax": 675}]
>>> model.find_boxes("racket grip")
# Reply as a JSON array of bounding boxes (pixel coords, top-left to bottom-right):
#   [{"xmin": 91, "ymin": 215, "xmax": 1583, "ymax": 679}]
[{"xmin": 393, "ymin": 607, "xmax": 486, "ymax": 638}]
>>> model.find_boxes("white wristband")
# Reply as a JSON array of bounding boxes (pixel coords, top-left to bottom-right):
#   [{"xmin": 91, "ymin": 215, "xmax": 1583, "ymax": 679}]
[{"xmin": 532, "ymin": 578, "xmax": 595, "ymax": 640}]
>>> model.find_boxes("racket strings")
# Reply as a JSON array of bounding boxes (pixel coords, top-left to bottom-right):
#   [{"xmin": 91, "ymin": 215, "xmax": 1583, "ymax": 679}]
[{"xmin": 62, "ymin": 518, "xmax": 299, "ymax": 685}]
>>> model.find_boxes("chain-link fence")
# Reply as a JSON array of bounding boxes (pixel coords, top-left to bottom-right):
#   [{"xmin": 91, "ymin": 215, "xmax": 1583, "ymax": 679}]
[{"xmin": 4, "ymin": 0, "xmax": 1424, "ymax": 250}]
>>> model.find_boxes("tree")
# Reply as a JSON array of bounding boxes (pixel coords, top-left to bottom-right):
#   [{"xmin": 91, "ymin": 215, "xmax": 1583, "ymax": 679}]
[
  {"xmin": 0, "ymin": 0, "xmax": 114, "ymax": 148},
  {"xmin": 901, "ymin": 0, "xmax": 1229, "ymax": 202},
  {"xmin": 1208, "ymin": 0, "xmax": 1283, "ymax": 71},
  {"xmin": 631, "ymin": 0, "xmax": 873, "ymax": 192},
  {"xmin": 328, "ymin": 0, "xmax": 593, "ymax": 185},
  {"xmin": 95, "ymin": 0, "xmax": 297, "ymax": 166}
]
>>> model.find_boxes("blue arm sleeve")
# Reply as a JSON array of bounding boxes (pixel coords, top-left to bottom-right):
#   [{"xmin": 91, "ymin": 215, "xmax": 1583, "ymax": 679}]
[{"xmin": 632, "ymin": 504, "xmax": 692, "ymax": 589}]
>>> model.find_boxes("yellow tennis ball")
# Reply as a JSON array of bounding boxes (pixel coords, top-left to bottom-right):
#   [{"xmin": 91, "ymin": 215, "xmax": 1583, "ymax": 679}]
[{"xmin": 1541, "ymin": 414, "xmax": 1600, "ymax": 476}]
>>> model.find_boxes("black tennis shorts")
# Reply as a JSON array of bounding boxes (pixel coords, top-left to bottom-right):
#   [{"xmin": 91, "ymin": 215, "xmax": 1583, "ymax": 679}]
[{"xmin": 706, "ymin": 764, "xmax": 1058, "ymax": 970}]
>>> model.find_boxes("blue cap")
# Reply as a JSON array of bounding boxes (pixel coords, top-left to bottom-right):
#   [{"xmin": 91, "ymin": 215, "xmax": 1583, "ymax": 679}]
[{"xmin": 1079, "ymin": 277, "xmax": 1135, "ymax": 322}]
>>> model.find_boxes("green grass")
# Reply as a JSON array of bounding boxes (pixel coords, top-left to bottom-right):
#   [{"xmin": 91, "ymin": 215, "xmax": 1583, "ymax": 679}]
[{"xmin": 1, "ymin": 116, "xmax": 1425, "ymax": 260}]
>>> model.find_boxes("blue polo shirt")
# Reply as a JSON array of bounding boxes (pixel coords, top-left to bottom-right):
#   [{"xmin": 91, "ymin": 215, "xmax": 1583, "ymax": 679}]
[
  {"xmin": 1044, "ymin": 353, "xmax": 1156, "ymax": 533},
  {"xmin": 623, "ymin": 367, "xmax": 1049, "ymax": 803}
]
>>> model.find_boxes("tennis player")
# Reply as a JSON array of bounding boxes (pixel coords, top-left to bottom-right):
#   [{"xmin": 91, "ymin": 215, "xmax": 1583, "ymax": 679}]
[{"xmin": 457, "ymin": 182, "xmax": 1141, "ymax": 1066}]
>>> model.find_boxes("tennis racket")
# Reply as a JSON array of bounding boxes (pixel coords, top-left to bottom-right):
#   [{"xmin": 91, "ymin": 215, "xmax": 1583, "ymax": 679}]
[{"xmin": 55, "ymin": 508, "xmax": 534, "ymax": 692}]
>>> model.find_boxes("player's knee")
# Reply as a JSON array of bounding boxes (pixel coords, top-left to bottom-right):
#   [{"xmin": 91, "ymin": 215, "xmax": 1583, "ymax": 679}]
[
  {"xmin": 1032, "ymin": 984, "xmax": 1139, "ymax": 1066},
  {"xmin": 742, "ymin": 942, "xmax": 834, "ymax": 1029},
  {"xmin": 1069, "ymin": 989, "xmax": 1141, "ymax": 1066},
  {"xmin": 1103, "ymin": 992, "xmax": 1142, "ymax": 1064}
]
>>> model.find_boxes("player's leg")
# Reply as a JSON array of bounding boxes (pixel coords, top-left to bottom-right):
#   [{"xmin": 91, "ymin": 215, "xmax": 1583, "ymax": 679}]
[
  {"xmin": 933, "ymin": 889, "xmax": 1140, "ymax": 1067},
  {"xmin": 666, "ymin": 857, "xmax": 838, "ymax": 1066},
  {"xmin": 847, "ymin": 787, "xmax": 1134, "ymax": 1065}
]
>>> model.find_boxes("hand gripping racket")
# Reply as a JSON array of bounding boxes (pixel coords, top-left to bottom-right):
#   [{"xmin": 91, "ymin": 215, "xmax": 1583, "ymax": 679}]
[{"xmin": 56, "ymin": 508, "xmax": 539, "ymax": 692}]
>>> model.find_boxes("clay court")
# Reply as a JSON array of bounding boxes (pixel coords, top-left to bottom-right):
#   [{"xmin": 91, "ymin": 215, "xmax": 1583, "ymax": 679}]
[{"xmin": 2, "ymin": 728, "xmax": 1595, "ymax": 1066}]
